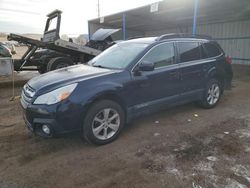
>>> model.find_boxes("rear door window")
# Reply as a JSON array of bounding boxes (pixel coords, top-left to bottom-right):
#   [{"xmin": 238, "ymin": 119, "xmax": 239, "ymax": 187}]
[
  {"xmin": 177, "ymin": 42, "xmax": 201, "ymax": 62},
  {"xmin": 200, "ymin": 43, "xmax": 208, "ymax": 59},
  {"xmin": 203, "ymin": 42, "xmax": 222, "ymax": 58}
]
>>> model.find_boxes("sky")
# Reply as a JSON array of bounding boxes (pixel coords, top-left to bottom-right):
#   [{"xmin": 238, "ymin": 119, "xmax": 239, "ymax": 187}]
[{"xmin": 0, "ymin": 0, "xmax": 160, "ymax": 35}]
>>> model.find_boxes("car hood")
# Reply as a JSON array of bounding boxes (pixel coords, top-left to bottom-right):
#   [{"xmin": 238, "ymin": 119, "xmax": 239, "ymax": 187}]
[
  {"xmin": 91, "ymin": 28, "xmax": 120, "ymax": 41},
  {"xmin": 28, "ymin": 64, "xmax": 118, "ymax": 93}
]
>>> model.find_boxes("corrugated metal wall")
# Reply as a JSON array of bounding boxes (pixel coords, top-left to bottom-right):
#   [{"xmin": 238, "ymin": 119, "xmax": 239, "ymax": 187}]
[
  {"xmin": 198, "ymin": 20, "xmax": 250, "ymax": 64},
  {"xmin": 89, "ymin": 19, "xmax": 250, "ymax": 64},
  {"xmin": 146, "ymin": 20, "xmax": 250, "ymax": 64}
]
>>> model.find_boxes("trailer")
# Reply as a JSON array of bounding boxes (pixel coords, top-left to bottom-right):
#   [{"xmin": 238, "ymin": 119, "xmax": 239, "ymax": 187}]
[{"xmin": 7, "ymin": 10, "xmax": 119, "ymax": 73}]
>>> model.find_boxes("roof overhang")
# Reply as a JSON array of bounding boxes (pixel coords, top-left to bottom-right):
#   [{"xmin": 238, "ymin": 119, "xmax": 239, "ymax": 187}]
[{"xmin": 88, "ymin": 0, "xmax": 250, "ymax": 32}]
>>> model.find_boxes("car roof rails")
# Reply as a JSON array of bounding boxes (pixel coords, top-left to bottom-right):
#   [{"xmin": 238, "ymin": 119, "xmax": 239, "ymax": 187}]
[
  {"xmin": 127, "ymin": 35, "xmax": 144, "ymax": 40},
  {"xmin": 156, "ymin": 33, "xmax": 212, "ymax": 41}
]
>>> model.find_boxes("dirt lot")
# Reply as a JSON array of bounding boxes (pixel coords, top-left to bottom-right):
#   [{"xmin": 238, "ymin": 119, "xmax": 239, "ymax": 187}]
[{"xmin": 0, "ymin": 74, "xmax": 250, "ymax": 187}]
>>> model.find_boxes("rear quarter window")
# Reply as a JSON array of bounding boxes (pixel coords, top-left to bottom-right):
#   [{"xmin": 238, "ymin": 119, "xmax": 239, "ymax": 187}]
[{"xmin": 202, "ymin": 42, "xmax": 222, "ymax": 58}]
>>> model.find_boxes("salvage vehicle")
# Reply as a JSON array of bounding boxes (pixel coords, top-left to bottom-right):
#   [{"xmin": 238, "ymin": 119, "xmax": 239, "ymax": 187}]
[
  {"xmin": 21, "ymin": 33, "xmax": 233, "ymax": 145},
  {"xmin": 0, "ymin": 42, "xmax": 16, "ymax": 55},
  {"xmin": 7, "ymin": 10, "xmax": 119, "ymax": 73},
  {"xmin": 0, "ymin": 42, "xmax": 13, "ymax": 57}
]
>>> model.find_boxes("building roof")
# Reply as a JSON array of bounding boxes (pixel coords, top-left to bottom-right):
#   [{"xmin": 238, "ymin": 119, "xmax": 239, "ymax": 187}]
[{"xmin": 88, "ymin": 0, "xmax": 250, "ymax": 32}]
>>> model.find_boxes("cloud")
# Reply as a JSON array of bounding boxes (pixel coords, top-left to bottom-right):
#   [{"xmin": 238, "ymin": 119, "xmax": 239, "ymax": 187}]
[
  {"xmin": 0, "ymin": 0, "xmax": 159, "ymax": 34},
  {"xmin": 0, "ymin": 8, "xmax": 41, "ymax": 15},
  {"xmin": 0, "ymin": 21, "xmax": 41, "ymax": 33}
]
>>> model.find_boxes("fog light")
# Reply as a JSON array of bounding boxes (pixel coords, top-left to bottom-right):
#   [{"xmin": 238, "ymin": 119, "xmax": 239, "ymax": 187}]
[{"xmin": 42, "ymin": 124, "xmax": 51, "ymax": 135}]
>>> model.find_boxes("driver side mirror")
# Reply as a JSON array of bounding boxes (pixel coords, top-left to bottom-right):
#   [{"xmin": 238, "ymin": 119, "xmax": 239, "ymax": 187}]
[{"xmin": 138, "ymin": 61, "xmax": 155, "ymax": 72}]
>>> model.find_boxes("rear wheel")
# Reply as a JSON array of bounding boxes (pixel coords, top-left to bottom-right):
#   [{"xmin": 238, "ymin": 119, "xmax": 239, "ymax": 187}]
[
  {"xmin": 200, "ymin": 79, "xmax": 222, "ymax": 108},
  {"xmin": 46, "ymin": 57, "xmax": 73, "ymax": 72},
  {"xmin": 82, "ymin": 100, "xmax": 125, "ymax": 145}
]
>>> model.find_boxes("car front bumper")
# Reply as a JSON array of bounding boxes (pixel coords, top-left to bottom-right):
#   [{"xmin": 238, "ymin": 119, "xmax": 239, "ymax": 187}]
[{"xmin": 21, "ymin": 100, "xmax": 85, "ymax": 137}]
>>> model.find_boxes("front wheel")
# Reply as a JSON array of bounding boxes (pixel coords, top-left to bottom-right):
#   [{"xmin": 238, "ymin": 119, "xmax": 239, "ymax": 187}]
[
  {"xmin": 82, "ymin": 100, "xmax": 125, "ymax": 145},
  {"xmin": 200, "ymin": 79, "xmax": 222, "ymax": 108}
]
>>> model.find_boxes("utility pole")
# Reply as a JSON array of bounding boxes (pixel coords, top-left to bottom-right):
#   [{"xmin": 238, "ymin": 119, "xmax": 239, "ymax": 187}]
[{"xmin": 97, "ymin": 0, "xmax": 100, "ymax": 17}]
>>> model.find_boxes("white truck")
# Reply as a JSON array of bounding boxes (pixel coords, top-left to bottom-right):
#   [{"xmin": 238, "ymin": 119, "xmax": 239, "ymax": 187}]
[{"xmin": 7, "ymin": 10, "xmax": 119, "ymax": 73}]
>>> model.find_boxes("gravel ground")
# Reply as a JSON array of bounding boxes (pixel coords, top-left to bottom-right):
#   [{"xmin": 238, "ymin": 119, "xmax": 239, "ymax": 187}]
[{"xmin": 0, "ymin": 76, "xmax": 250, "ymax": 188}]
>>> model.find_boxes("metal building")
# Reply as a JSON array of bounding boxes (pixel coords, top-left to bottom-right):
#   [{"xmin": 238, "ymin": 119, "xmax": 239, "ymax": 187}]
[{"xmin": 88, "ymin": 0, "xmax": 250, "ymax": 64}]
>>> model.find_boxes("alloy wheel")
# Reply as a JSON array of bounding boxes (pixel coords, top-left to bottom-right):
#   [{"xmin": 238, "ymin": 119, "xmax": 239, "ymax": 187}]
[
  {"xmin": 92, "ymin": 108, "xmax": 120, "ymax": 140},
  {"xmin": 207, "ymin": 83, "xmax": 220, "ymax": 105}
]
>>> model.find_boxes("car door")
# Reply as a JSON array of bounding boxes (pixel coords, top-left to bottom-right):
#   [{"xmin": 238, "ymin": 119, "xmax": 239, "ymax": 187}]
[
  {"xmin": 177, "ymin": 41, "xmax": 207, "ymax": 100},
  {"xmin": 128, "ymin": 42, "xmax": 181, "ymax": 114}
]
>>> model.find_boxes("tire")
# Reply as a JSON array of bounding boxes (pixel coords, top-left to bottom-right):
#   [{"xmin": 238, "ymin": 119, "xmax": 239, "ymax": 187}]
[
  {"xmin": 82, "ymin": 100, "xmax": 125, "ymax": 145},
  {"xmin": 200, "ymin": 78, "xmax": 222, "ymax": 109},
  {"xmin": 37, "ymin": 65, "xmax": 47, "ymax": 74},
  {"xmin": 46, "ymin": 57, "xmax": 73, "ymax": 72}
]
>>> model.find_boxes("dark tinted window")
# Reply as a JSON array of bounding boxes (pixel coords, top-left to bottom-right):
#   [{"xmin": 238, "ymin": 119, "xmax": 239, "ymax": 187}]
[
  {"xmin": 200, "ymin": 44, "xmax": 208, "ymax": 59},
  {"xmin": 142, "ymin": 42, "xmax": 175, "ymax": 68},
  {"xmin": 203, "ymin": 42, "xmax": 222, "ymax": 58},
  {"xmin": 178, "ymin": 42, "xmax": 201, "ymax": 62}
]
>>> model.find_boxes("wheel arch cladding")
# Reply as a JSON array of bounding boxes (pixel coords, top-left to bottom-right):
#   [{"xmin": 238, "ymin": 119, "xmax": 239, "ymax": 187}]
[
  {"xmin": 83, "ymin": 91, "xmax": 127, "ymax": 121},
  {"xmin": 207, "ymin": 68, "xmax": 225, "ymax": 89}
]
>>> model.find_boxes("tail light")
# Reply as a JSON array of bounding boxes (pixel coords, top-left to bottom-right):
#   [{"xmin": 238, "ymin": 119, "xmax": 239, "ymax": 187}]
[{"xmin": 225, "ymin": 56, "xmax": 232, "ymax": 64}]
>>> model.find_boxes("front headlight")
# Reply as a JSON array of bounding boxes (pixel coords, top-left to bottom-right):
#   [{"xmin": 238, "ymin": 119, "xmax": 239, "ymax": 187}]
[{"xmin": 33, "ymin": 83, "xmax": 78, "ymax": 105}]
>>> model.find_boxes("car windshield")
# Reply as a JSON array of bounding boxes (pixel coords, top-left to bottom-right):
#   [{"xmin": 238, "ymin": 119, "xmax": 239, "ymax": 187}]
[{"xmin": 88, "ymin": 42, "xmax": 149, "ymax": 69}]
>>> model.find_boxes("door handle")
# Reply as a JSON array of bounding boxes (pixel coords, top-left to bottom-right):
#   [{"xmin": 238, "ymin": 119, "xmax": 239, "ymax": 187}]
[
  {"xmin": 168, "ymin": 71, "xmax": 180, "ymax": 81},
  {"xmin": 169, "ymin": 71, "xmax": 179, "ymax": 77}
]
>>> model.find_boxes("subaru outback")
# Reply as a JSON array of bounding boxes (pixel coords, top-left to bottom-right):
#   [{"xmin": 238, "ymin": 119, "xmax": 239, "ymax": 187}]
[{"xmin": 21, "ymin": 34, "xmax": 233, "ymax": 145}]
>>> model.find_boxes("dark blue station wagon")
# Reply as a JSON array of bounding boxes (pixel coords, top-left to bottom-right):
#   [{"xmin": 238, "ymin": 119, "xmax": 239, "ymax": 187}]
[{"xmin": 21, "ymin": 34, "xmax": 233, "ymax": 145}]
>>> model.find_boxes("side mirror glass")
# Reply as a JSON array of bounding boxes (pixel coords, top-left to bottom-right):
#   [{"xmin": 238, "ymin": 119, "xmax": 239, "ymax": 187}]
[{"xmin": 138, "ymin": 61, "xmax": 155, "ymax": 71}]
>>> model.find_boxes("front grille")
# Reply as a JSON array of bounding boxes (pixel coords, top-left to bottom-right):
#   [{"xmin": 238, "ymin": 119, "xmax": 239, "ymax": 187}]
[{"xmin": 21, "ymin": 84, "xmax": 35, "ymax": 108}]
